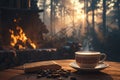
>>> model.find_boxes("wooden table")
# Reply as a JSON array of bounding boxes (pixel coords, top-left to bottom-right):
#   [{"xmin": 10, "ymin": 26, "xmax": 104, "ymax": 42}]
[{"xmin": 0, "ymin": 59, "xmax": 120, "ymax": 80}]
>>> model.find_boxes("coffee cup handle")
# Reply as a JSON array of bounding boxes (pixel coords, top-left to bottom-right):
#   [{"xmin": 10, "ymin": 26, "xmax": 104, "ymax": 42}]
[{"xmin": 99, "ymin": 53, "xmax": 106, "ymax": 63}]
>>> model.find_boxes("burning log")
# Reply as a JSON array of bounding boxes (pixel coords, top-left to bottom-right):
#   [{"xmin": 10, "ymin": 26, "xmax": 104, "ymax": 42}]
[
  {"xmin": 9, "ymin": 26, "xmax": 36, "ymax": 50},
  {"xmin": 0, "ymin": 8, "xmax": 47, "ymax": 50}
]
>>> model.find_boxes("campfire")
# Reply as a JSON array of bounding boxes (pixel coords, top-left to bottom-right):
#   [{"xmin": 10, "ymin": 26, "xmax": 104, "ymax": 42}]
[
  {"xmin": 9, "ymin": 26, "xmax": 36, "ymax": 50},
  {"xmin": 9, "ymin": 18, "xmax": 36, "ymax": 50}
]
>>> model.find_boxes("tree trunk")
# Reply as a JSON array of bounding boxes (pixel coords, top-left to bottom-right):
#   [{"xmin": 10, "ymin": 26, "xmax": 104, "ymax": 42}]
[
  {"xmin": 50, "ymin": 0, "xmax": 53, "ymax": 35},
  {"xmin": 84, "ymin": 0, "xmax": 89, "ymax": 35},
  {"xmin": 117, "ymin": 0, "xmax": 120, "ymax": 28},
  {"xmin": 63, "ymin": 4, "xmax": 66, "ymax": 28},
  {"xmin": 92, "ymin": 0, "xmax": 95, "ymax": 31},
  {"xmin": 43, "ymin": 0, "xmax": 46, "ymax": 21},
  {"xmin": 102, "ymin": 0, "xmax": 107, "ymax": 36},
  {"xmin": 53, "ymin": 0, "xmax": 55, "ymax": 35}
]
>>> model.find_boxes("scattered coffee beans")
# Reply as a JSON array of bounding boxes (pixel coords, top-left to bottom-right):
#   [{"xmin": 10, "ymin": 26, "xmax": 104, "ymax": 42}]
[{"xmin": 36, "ymin": 69, "xmax": 71, "ymax": 79}]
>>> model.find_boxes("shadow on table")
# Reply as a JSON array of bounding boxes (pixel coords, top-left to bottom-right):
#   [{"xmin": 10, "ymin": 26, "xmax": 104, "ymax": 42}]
[
  {"xmin": 9, "ymin": 73, "xmax": 44, "ymax": 80},
  {"xmin": 10, "ymin": 71, "xmax": 113, "ymax": 80},
  {"xmin": 72, "ymin": 71, "xmax": 113, "ymax": 80}
]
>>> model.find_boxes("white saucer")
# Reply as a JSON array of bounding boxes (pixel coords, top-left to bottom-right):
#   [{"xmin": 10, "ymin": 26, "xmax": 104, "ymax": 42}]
[{"xmin": 69, "ymin": 62, "xmax": 109, "ymax": 72}]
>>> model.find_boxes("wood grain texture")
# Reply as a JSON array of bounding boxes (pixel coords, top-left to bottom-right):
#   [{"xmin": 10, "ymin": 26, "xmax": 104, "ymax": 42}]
[{"xmin": 0, "ymin": 59, "xmax": 120, "ymax": 80}]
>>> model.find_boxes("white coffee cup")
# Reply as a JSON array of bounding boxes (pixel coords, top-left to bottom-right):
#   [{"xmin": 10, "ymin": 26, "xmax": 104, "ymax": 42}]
[{"xmin": 75, "ymin": 51, "xmax": 106, "ymax": 68}]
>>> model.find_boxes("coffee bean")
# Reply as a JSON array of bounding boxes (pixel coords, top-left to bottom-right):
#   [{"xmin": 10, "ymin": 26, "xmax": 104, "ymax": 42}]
[
  {"xmin": 46, "ymin": 74, "xmax": 52, "ymax": 78},
  {"xmin": 52, "ymin": 73, "xmax": 61, "ymax": 78},
  {"xmin": 70, "ymin": 76, "xmax": 77, "ymax": 80},
  {"xmin": 37, "ymin": 74, "xmax": 42, "ymax": 78},
  {"xmin": 57, "ymin": 77, "xmax": 63, "ymax": 80}
]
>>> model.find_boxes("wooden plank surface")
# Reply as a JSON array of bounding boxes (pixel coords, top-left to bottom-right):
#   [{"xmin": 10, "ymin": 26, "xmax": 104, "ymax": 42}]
[{"xmin": 0, "ymin": 59, "xmax": 120, "ymax": 80}]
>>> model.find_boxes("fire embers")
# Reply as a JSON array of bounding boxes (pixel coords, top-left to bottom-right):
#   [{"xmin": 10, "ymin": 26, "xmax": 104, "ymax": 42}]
[
  {"xmin": 36, "ymin": 69, "xmax": 73, "ymax": 80},
  {"xmin": 9, "ymin": 26, "xmax": 36, "ymax": 50},
  {"xmin": 8, "ymin": 13, "xmax": 49, "ymax": 49}
]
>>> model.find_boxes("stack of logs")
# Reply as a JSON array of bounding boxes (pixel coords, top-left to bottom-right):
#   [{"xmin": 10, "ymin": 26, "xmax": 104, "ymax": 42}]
[{"xmin": 0, "ymin": 48, "xmax": 59, "ymax": 70}]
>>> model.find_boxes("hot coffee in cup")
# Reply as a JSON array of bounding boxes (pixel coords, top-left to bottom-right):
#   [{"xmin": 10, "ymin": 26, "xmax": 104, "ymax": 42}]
[{"xmin": 75, "ymin": 51, "xmax": 106, "ymax": 68}]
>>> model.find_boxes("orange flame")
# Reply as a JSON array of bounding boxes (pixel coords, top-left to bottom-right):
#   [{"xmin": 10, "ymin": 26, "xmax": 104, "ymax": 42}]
[{"xmin": 9, "ymin": 26, "xmax": 36, "ymax": 49}]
